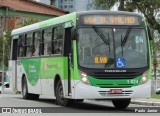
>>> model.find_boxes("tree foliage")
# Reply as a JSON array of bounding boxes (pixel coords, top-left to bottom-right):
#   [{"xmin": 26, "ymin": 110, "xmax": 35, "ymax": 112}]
[
  {"xmin": 0, "ymin": 18, "xmax": 38, "ymax": 67},
  {"xmin": 94, "ymin": 0, "xmax": 160, "ymax": 33},
  {"xmin": 17, "ymin": 18, "xmax": 38, "ymax": 27},
  {"xmin": 0, "ymin": 30, "xmax": 11, "ymax": 66}
]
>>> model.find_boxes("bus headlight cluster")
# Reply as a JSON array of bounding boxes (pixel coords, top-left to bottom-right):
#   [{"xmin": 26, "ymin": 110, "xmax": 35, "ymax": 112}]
[
  {"xmin": 140, "ymin": 70, "xmax": 148, "ymax": 85},
  {"xmin": 79, "ymin": 70, "xmax": 91, "ymax": 85}
]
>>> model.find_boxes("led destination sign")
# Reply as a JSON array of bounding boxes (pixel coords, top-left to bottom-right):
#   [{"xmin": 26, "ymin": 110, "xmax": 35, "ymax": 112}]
[{"xmin": 83, "ymin": 15, "xmax": 140, "ymax": 25}]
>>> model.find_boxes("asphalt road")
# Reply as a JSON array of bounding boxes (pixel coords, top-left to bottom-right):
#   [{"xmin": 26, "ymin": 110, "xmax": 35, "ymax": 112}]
[{"xmin": 0, "ymin": 94, "xmax": 159, "ymax": 114}]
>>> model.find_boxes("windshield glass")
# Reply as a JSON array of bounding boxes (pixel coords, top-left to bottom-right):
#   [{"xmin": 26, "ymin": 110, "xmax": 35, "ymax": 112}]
[{"xmin": 77, "ymin": 27, "xmax": 148, "ymax": 69}]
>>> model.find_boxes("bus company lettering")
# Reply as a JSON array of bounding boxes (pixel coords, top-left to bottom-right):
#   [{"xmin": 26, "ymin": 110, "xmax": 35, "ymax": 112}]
[
  {"xmin": 105, "ymin": 70, "xmax": 126, "ymax": 72},
  {"xmin": 28, "ymin": 64, "xmax": 36, "ymax": 73},
  {"xmin": 47, "ymin": 64, "xmax": 58, "ymax": 68},
  {"xmin": 43, "ymin": 63, "xmax": 58, "ymax": 72}
]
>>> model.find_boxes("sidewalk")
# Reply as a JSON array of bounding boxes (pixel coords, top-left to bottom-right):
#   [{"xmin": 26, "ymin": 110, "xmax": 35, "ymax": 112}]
[{"xmin": 131, "ymin": 98, "xmax": 160, "ymax": 106}]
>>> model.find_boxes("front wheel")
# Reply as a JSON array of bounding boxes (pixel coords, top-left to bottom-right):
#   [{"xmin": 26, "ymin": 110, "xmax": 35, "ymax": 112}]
[
  {"xmin": 22, "ymin": 77, "xmax": 39, "ymax": 100},
  {"xmin": 55, "ymin": 80, "xmax": 74, "ymax": 106},
  {"xmin": 22, "ymin": 77, "xmax": 31, "ymax": 99},
  {"xmin": 112, "ymin": 99, "xmax": 131, "ymax": 109}
]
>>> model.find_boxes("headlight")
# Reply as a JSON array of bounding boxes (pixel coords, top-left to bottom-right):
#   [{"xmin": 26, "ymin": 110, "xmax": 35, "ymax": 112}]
[
  {"xmin": 79, "ymin": 70, "xmax": 91, "ymax": 85},
  {"xmin": 140, "ymin": 70, "xmax": 148, "ymax": 85}
]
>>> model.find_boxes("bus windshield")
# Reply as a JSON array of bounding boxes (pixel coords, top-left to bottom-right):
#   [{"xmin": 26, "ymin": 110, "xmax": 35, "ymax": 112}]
[{"xmin": 77, "ymin": 27, "xmax": 148, "ymax": 69}]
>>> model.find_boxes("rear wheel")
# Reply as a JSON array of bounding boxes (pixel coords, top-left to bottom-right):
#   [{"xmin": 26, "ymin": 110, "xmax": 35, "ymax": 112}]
[
  {"xmin": 112, "ymin": 99, "xmax": 131, "ymax": 109},
  {"xmin": 22, "ymin": 77, "xmax": 39, "ymax": 100},
  {"xmin": 55, "ymin": 80, "xmax": 74, "ymax": 106}
]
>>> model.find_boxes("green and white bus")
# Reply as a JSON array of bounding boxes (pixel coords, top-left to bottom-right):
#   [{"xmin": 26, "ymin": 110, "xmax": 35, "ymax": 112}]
[{"xmin": 9, "ymin": 11, "xmax": 152, "ymax": 109}]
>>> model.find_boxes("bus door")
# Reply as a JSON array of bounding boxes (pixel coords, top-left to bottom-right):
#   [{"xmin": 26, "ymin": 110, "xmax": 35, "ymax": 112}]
[
  {"xmin": 17, "ymin": 35, "xmax": 23, "ymax": 92},
  {"xmin": 63, "ymin": 26, "xmax": 73, "ymax": 97},
  {"xmin": 9, "ymin": 37, "xmax": 18, "ymax": 92}
]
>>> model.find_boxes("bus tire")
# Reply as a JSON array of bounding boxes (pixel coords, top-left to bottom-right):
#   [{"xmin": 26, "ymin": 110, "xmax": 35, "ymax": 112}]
[
  {"xmin": 112, "ymin": 99, "xmax": 131, "ymax": 109},
  {"xmin": 75, "ymin": 99, "xmax": 84, "ymax": 102},
  {"xmin": 55, "ymin": 80, "xmax": 74, "ymax": 107},
  {"xmin": 22, "ymin": 77, "xmax": 39, "ymax": 100},
  {"xmin": 22, "ymin": 77, "xmax": 31, "ymax": 100},
  {"xmin": 30, "ymin": 94, "xmax": 39, "ymax": 100}
]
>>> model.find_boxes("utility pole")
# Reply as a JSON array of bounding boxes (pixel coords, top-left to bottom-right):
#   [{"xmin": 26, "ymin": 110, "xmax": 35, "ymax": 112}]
[{"xmin": 2, "ymin": 31, "xmax": 6, "ymax": 94}]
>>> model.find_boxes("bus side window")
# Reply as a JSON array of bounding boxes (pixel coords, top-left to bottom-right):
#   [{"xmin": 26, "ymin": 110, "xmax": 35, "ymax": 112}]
[
  {"xmin": 25, "ymin": 33, "xmax": 33, "ymax": 58},
  {"xmin": 51, "ymin": 28, "xmax": 55, "ymax": 54},
  {"xmin": 43, "ymin": 28, "xmax": 52, "ymax": 56},
  {"xmin": 53, "ymin": 26, "xmax": 64, "ymax": 55},
  {"xmin": 18, "ymin": 35, "xmax": 24, "ymax": 57},
  {"xmin": 33, "ymin": 31, "xmax": 41, "ymax": 56}
]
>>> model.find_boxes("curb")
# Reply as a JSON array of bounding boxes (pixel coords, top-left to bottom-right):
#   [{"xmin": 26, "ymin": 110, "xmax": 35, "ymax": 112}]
[
  {"xmin": 1, "ymin": 88, "xmax": 15, "ymax": 94},
  {"xmin": 131, "ymin": 100, "xmax": 160, "ymax": 106}
]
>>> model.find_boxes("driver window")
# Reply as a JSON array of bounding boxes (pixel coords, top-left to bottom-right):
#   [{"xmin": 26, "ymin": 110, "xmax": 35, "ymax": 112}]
[
  {"xmin": 78, "ymin": 29, "xmax": 94, "ymax": 63},
  {"xmin": 128, "ymin": 29, "xmax": 147, "ymax": 55}
]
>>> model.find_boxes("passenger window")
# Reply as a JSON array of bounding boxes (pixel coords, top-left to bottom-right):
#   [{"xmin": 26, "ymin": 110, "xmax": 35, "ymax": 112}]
[
  {"xmin": 42, "ymin": 29, "xmax": 52, "ymax": 55},
  {"xmin": 24, "ymin": 33, "xmax": 33, "ymax": 57},
  {"xmin": 33, "ymin": 31, "xmax": 42, "ymax": 56},
  {"xmin": 18, "ymin": 35, "xmax": 24, "ymax": 57},
  {"xmin": 53, "ymin": 26, "xmax": 64, "ymax": 55}
]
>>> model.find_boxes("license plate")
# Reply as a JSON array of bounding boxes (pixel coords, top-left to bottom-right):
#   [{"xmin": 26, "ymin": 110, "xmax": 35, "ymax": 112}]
[{"xmin": 109, "ymin": 89, "xmax": 122, "ymax": 94}]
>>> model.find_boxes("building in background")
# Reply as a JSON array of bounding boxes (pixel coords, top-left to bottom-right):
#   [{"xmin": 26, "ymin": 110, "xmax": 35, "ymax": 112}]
[
  {"xmin": 39, "ymin": 0, "xmax": 50, "ymax": 5},
  {"xmin": 0, "ymin": 0, "xmax": 68, "ymax": 35},
  {"xmin": 75, "ymin": 0, "xmax": 94, "ymax": 12},
  {"xmin": 36, "ymin": 0, "xmax": 95, "ymax": 12},
  {"xmin": 50, "ymin": 0, "xmax": 94, "ymax": 12}
]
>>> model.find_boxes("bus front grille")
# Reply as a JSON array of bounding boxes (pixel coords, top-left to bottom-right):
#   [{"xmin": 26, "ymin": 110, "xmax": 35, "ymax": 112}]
[
  {"xmin": 98, "ymin": 90, "xmax": 133, "ymax": 97},
  {"xmin": 96, "ymin": 84, "xmax": 134, "ymax": 88},
  {"xmin": 91, "ymin": 72, "xmax": 141, "ymax": 79}
]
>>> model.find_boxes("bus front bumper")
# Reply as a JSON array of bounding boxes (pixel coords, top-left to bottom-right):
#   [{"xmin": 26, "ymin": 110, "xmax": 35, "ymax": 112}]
[{"xmin": 72, "ymin": 80, "xmax": 151, "ymax": 99}]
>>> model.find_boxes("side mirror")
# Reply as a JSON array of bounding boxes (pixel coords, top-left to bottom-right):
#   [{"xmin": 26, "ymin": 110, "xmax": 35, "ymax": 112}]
[
  {"xmin": 147, "ymin": 26, "xmax": 153, "ymax": 40},
  {"xmin": 71, "ymin": 27, "xmax": 77, "ymax": 40}
]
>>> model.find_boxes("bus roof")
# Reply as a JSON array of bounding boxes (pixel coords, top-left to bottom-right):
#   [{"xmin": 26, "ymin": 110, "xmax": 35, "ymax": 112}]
[
  {"xmin": 76, "ymin": 10, "xmax": 143, "ymax": 17},
  {"xmin": 11, "ymin": 12, "xmax": 76, "ymax": 36},
  {"xmin": 11, "ymin": 10, "xmax": 143, "ymax": 37}
]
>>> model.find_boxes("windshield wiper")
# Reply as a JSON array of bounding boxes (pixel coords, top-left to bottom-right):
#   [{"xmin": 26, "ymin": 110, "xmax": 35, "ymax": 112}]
[
  {"xmin": 108, "ymin": 33, "xmax": 111, "ymax": 54},
  {"xmin": 121, "ymin": 34, "xmax": 124, "ymax": 57},
  {"xmin": 92, "ymin": 26, "xmax": 110, "ymax": 45},
  {"xmin": 121, "ymin": 27, "xmax": 132, "ymax": 47}
]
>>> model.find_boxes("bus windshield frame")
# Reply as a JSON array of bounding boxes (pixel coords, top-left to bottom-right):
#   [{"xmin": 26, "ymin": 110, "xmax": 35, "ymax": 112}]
[{"xmin": 77, "ymin": 26, "xmax": 149, "ymax": 69}]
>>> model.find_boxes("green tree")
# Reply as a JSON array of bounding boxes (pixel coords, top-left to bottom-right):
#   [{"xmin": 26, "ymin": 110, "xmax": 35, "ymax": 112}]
[
  {"xmin": 0, "ymin": 30, "xmax": 11, "ymax": 66},
  {"xmin": 17, "ymin": 18, "xmax": 38, "ymax": 27},
  {"xmin": 0, "ymin": 18, "xmax": 38, "ymax": 67},
  {"xmin": 94, "ymin": 0, "xmax": 160, "ymax": 33}
]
